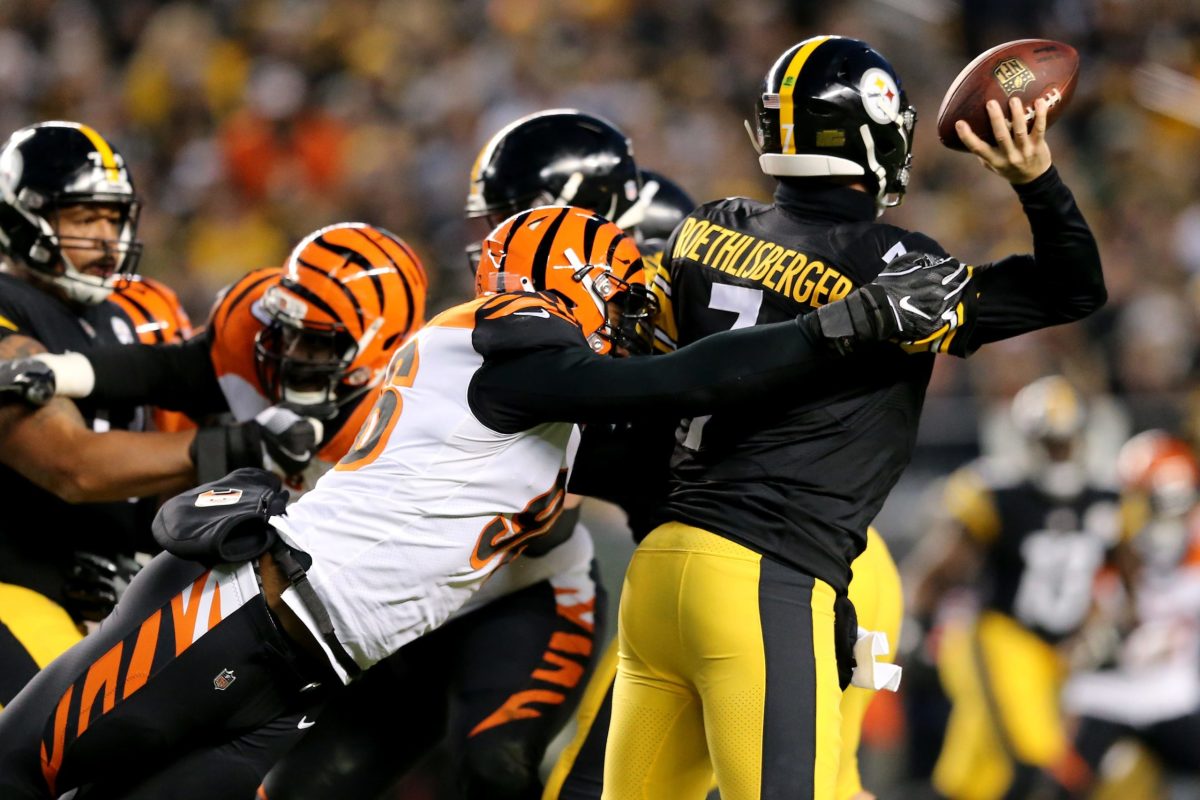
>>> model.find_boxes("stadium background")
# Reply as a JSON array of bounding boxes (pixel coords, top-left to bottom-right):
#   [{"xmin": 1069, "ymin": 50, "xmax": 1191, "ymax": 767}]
[{"xmin": 2, "ymin": 0, "xmax": 1199, "ymax": 796}]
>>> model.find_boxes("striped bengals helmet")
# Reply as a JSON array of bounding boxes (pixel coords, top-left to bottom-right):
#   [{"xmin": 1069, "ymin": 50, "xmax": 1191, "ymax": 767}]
[
  {"xmin": 477, "ymin": 205, "xmax": 655, "ymax": 355},
  {"xmin": 110, "ymin": 276, "xmax": 194, "ymax": 344},
  {"xmin": 255, "ymin": 222, "xmax": 427, "ymax": 417}
]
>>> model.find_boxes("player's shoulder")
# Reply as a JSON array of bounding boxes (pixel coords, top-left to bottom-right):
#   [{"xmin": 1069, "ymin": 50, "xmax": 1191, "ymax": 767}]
[
  {"xmin": 829, "ymin": 221, "xmax": 950, "ymax": 270},
  {"xmin": 468, "ymin": 291, "xmax": 586, "ymax": 358},
  {"xmin": 950, "ymin": 456, "xmax": 1023, "ymax": 496},
  {"xmin": 694, "ymin": 195, "xmax": 773, "ymax": 222},
  {"xmin": 207, "ymin": 267, "xmax": 280, "ymax": 382},
  {"xmin": 0, "ymin": 270, "xmax": 56, "ymax": 330},
  {"xmin": 209, "ymin": 267, "xmax": 281, "ymax": 331}
]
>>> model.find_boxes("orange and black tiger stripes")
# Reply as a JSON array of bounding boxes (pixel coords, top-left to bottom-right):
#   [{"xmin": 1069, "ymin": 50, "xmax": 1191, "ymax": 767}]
[
  {"xmin": 284, "ymin": 266, "xmax": 363, "ymax": 338},
  {"xmin": 37, "ymin": 571, "xmax": 217, "ymax": 796},
  {"xmin": 210, "ymin": 267, "xmax": 280, "ymax": 333},
  {"xmin": 111, "ymin": 277, "xmax": 193, "ymax": 345},
  {"xmin": 528, "ymin": 206, "xmax": 572, "ymax": 290},
  {"xmin": 479, "ymin": 292, "xmax": 579, "ymax": 328}
]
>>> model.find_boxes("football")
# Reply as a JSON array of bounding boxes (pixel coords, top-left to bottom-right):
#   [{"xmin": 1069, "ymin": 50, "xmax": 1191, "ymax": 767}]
[{"xmin": 936, "ymin": 39, "xmax": 1079, "ymax": 151}]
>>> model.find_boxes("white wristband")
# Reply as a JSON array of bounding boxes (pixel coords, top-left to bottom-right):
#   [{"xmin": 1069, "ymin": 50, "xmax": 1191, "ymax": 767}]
[{"xmin": 32, "ymin": 352, "xmax": 96, "ymax": 398}]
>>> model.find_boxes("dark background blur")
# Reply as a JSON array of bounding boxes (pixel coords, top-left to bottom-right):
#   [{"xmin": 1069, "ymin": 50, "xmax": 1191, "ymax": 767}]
[{"xmin": 4, "ymin": 0, "xmax": 1199, "ymax": 794}]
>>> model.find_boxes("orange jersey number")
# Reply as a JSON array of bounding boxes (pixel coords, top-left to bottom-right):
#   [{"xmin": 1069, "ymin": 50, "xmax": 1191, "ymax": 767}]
[{"xmin": 334, "ymin": 339, "xmax": 420, "ymax": 472}]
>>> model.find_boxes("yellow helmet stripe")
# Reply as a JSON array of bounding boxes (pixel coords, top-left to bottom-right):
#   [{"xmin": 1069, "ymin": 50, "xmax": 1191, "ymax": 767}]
[
  {"xmin": 75, "ymin": 124, "xmax": 121, "ymax": 183},
  {"xmin": 779, "ymin": 36, "xmax": 831, "ymax": 154}
]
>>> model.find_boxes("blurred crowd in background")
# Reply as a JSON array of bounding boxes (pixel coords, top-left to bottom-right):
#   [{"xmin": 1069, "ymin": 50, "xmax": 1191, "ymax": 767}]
[{"xmin": 3, "ymin": 0, "xmax": 1200, "ymax": 794}]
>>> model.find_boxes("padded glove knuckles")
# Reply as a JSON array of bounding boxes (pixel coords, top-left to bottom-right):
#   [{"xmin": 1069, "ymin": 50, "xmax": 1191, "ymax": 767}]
[
  {"xmin": 0, "ymin": 358, "xmax": 56, "ymax": 406},
  {"xmin": 815, "ymin": 252, "xmax": 971, "ymax": 354}
]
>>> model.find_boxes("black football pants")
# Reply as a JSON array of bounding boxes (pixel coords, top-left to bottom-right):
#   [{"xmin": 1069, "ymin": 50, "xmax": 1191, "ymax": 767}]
[{"xmin": 0, "ymin": 553, "xmax": 329, "ymax": 800}]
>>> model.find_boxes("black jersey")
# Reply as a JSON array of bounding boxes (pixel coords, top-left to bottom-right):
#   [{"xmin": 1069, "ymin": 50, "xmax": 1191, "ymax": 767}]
[
  {"xmin": 656, "ymin": 167, "xmax": 1105, "ymax": 593},
  {"xmin": 944, "ymin": 462, "xmax": 1122, "ymax": 642},
  {"xmin": 0, "ymin": 272, "xmax": 147, "ymax": 610}
]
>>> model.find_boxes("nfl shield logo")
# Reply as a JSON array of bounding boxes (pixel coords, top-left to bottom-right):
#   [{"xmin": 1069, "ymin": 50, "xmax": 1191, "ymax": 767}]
[{"xmin": 213, "ymin": 668, "xmax": 237, "ymax": 691}]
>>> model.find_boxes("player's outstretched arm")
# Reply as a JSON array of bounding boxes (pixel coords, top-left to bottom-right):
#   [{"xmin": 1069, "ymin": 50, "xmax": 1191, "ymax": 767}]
[
  {"xmin": 472, "ymin": 254, "xmax": 971, "ymax": 432},
  {"xmin": 31, "ymin": 335, "xmax": 225, "ymax": 417},
  {"xmin": 0, "ymin": 334, "xmax": 196, "ymax": 503}
]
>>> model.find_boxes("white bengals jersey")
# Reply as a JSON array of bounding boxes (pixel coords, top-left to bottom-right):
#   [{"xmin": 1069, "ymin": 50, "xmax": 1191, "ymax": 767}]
[{"xmin": 271, "ymin": 293, "xmax": 590, "ymax": 680}]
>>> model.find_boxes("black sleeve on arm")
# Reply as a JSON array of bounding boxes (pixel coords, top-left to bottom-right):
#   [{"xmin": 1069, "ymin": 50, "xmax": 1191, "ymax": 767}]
[
  {"xmin": 469, "ymin": 315, "xmax": 830, "ymax": 433},
  {"xmin": 87, "ymin": 334, "xmax": 227, "ymax": 417},
  {"xmin": 966, "ymin": 166, "xmax": 1106, "ymax": 349}
]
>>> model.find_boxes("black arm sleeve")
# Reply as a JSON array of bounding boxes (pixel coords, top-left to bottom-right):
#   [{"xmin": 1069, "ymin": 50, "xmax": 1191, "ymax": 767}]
[
  {"xmin": 469, "ymin": 315, "xmax": 830, "ymax": 433},
  {"xmin": 966, "ymin": 166, "xmax": 1106, "ymax": 349},
  {"xmin": 87, "ymin": 334, "xmax": 228, "ymax": 418}
]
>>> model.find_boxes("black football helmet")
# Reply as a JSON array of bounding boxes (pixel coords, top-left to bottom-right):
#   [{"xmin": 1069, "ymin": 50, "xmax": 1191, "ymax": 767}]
[
  {"xmin": 746, "ymin": 36, "xmax": 916, "ymax": 213},
  {"xmin": 465, "ymin": 110, "xmax": 642, "ymax": 268},
  {"xmin": 0, "ymin": 121, "xmax": 142, "ymax": 304},
  {"xmin": 632, "ymin": 169, "xmax": 696, "ymax": 253}
]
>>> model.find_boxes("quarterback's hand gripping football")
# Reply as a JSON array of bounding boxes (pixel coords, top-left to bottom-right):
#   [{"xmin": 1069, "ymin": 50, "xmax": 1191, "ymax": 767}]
[
  {"xmin": 0, "ymin": 357, "xmax": 56, "ymax": 406},
  {"xmin": 255, "ymin": 405, "xmax": 324, "ymax": 477},
  {"xmin": 957, "ymin": 97, "xmax": 1052, "ymax": 185},
  {"xmin": 815, "ymin": 252, "xmax": 971, "ymax": 355}
]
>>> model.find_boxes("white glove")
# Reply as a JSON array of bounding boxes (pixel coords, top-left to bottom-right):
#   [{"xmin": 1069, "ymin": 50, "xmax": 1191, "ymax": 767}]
[{"xmin": 254, "ymin": 406, "xmax": 324, "ymax": 476}]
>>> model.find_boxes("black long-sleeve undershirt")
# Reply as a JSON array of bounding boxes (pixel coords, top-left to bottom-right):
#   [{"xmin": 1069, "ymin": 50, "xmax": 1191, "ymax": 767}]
[
  {"xmin": 968, "ymin": 165, "xmax": 1106, "ymax": 348},
  {"xmin": 85, "ymin": 333, "xmax": 228, "ymax": 419},
  {"xmin": 469, "ymin": 314, "xmax": 830, "ymax": 434}
]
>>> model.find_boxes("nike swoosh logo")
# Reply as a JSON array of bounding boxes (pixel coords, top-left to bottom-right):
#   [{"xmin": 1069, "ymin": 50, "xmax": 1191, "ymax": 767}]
[
  {"xmin": 514, "ymin": 308, "xmax": 550, "ymax": 318},
  {"xmin": 941, "ymin": 264, "xmax": 965, "ymax": 285},
  {"xmin": 297, "ymin": 716, "xmax": 316, "ymax": 729},
  {"xmin": 898, "ymin": 296, "xmax": 932, "ymax": 320}
]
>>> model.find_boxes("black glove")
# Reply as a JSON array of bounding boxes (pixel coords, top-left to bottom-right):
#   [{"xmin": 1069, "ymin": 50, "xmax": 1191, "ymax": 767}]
[
  {"xmin": 190, "ymin": 407, "xmax": 323, "ymax": 484},
  {"xmin": 62, "ymin": 551, "xmax": 142, "ymax": 622},
  {"xmin": 0, "ymin": 358, "xmax": 56, "ymax": 406},
  {"xmin": 255, "ymin": 406, "xmax": 324, "ymax": 476},
  {"xmin": 815, "ymin": 252, "xmax": 971, "ymax": 354}
]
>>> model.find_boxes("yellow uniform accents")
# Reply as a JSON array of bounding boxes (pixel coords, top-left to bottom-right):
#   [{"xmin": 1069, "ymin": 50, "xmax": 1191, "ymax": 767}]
[{"xmin": 604, "ymin": 522, "xmax": 843, "ymax": 800}]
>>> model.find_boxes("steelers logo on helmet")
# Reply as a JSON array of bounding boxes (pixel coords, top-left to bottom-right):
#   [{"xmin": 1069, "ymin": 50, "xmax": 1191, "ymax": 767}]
[
  {"xmin": 860, "ymin": 67, "xmax": 903, "ymax": 125},
  {"xmin": 747, "ymin": 37, "xmax": 917, "ymax": 214}
]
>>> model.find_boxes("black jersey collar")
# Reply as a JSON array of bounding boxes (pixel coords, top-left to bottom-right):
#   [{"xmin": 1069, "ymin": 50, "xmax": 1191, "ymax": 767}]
[{"xmin": 773, "ymin": 179, "xmax": 876, "ymax": 224}]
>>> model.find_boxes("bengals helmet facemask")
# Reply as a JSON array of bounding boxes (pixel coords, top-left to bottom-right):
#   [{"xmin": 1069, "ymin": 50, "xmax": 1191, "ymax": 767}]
[
  {"xmin": 0, "ymin": 121, "xmax": 142, "ymax": 305},
  {"xmin": 476, "ymin": 205, "xmax": 656, "ymax": 356},
  {"xmin": 747, "ymin": 36, "xmax": 916, "ymax": 215},
  {"xmin": 464, "ymin": 109, "xmax": 641, "ymax": 269},
  {"xmin": 255, "ymin": 223, "xmax": 428, "ymax": 419}
]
